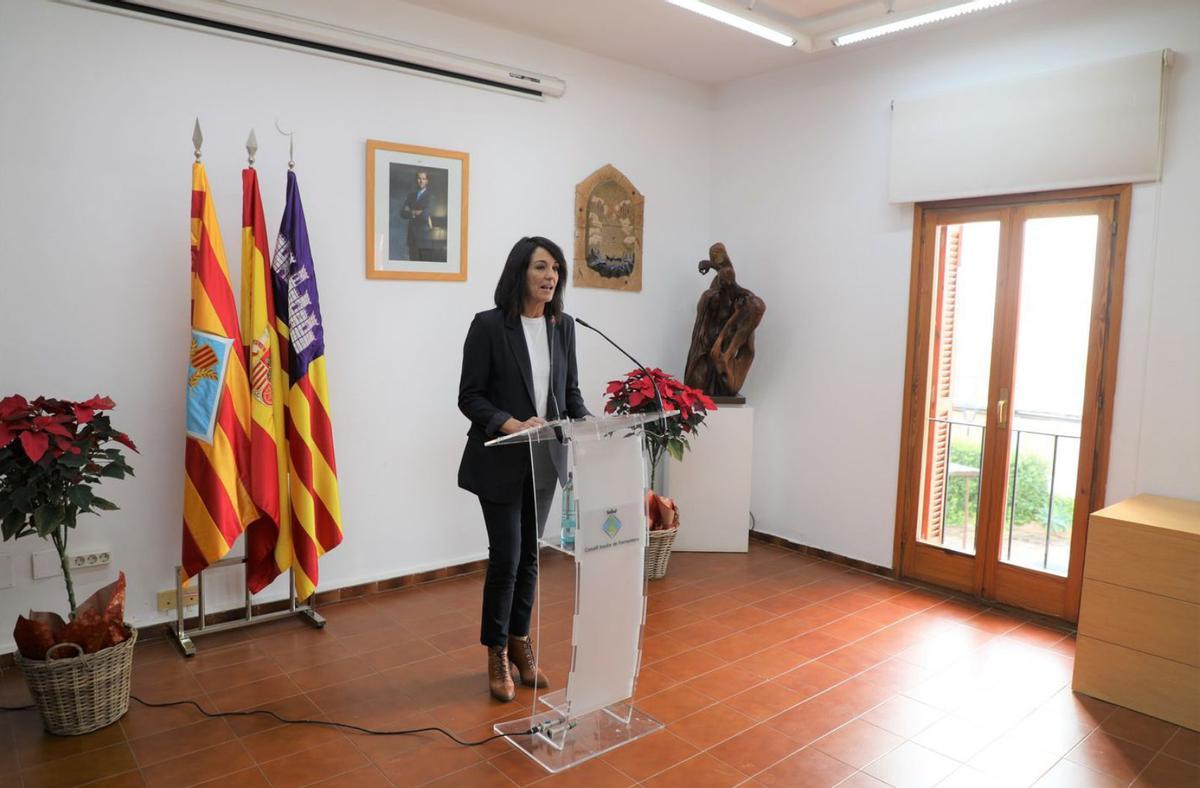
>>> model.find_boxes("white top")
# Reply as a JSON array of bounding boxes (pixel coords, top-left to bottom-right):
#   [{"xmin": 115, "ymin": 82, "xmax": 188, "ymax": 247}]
[{"xmin": 521, "ymin": 315, "xmax": 550, "ymax": 419}]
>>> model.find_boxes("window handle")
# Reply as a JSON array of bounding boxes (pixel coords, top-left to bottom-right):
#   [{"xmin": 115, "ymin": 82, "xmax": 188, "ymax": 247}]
[{"xmin": 997, "ymin": 388, "xmax": 1009, "ymax": 428}]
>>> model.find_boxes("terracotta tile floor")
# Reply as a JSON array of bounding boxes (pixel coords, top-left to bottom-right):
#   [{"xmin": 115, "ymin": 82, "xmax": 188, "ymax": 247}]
[{"xmin": 2, "ymin": 543, "xmax": 1197, "ymax": 787}]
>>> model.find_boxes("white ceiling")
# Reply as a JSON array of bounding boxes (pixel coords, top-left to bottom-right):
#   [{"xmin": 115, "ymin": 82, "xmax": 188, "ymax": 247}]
[{"xmin": 399, "ymin": 0, "xmax": 1029, "ymax": 85}]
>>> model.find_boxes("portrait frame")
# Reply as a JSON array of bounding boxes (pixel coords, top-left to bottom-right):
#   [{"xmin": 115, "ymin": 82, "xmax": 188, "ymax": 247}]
[{"xmin": 366, "ymin": 140, "xmax": 469, "ymax": 281}]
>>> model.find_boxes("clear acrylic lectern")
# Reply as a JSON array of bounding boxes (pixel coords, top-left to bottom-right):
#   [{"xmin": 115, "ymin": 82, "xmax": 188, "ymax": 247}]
[{"xmin": 486, "ymin": 412, "xmax": 673, "ymax": 772}]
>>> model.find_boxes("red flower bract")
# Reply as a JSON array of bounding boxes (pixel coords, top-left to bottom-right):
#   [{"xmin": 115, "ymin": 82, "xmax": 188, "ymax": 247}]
[
  {"xmin": 81, "ymin": 395, "xmax": 116, "ymax": 411},
  {"xmin": 0, "ymin": 394, "xmax": 31, "ymax": 421}
]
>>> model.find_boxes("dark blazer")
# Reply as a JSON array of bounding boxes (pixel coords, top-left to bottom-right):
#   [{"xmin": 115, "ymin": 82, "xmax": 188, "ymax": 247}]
[{"xmin": 458, "ymin": 308, "xmax": 590, "ymax": 502}]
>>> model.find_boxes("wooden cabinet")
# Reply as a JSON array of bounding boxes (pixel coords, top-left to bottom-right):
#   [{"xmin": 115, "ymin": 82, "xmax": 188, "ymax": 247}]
[{"xmin": 1073, "ymin": 494, "xmax": 1200, "ymax": 731}]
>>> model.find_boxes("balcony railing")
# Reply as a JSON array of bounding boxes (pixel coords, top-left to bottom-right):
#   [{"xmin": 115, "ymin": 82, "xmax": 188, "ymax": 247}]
[{"xmin": 926, "ymin": 414, "xmax": 1081, "ymax": 575}]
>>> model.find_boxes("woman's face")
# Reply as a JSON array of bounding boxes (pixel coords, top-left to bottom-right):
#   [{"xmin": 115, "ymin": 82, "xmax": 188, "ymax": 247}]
[{"xmin": 524, "ymin": 247, "xmax": 560, "ymax": 309}]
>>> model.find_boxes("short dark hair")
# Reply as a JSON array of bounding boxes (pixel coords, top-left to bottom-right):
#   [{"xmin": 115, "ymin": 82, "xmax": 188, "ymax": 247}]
[{"xmin": 494, "ymin": 236, "xmax": 567, "ymax": 320}]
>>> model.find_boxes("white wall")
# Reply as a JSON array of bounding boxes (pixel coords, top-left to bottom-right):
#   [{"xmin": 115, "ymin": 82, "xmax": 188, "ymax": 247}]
[
  {"xmin": 0, "ymin": 0, "xmax": 712, "ymax": 652},
  {"xmin": 711, "ymin": 0, "xmax": 1200, "ymax": 567}
]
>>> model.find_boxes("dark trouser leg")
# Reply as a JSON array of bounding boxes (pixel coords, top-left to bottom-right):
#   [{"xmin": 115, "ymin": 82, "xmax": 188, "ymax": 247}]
[
  {"xmin": 507, "ymin": 477, "xmax": 541, "ymax": 639},
  {"xmin": 479, "ymin": 494, "xmax": 522, "ymax": 647}
]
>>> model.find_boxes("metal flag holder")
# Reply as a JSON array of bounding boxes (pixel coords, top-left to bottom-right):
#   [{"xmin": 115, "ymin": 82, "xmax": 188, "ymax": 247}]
[
  {"xmin": 168, "ymin": 559, "xmax": 324, "ymax": 658},
  {"xmin": 171, "ymin": 121, "xmax": 324, "ymax": 657}
]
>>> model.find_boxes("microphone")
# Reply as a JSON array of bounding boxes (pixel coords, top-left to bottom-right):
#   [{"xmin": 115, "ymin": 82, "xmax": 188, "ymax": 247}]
[
  {"xmin": 548, "ymin": 315, "xmax": 562, "ymax": 421},
  {"xmin": 574, "ymin": 318, "xmax": 668, "ymax": 438}
]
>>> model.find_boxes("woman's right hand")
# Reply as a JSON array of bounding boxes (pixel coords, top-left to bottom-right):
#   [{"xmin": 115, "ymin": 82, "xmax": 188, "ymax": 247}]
[{"xmin": 500, "ymin": 416, "xmax": 547, "ymax": 435}]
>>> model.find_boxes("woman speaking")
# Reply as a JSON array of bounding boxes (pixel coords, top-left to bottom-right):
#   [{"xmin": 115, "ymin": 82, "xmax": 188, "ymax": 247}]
[{"xmin": 457, "ymin": 236, "xmax": 590, "ymax": 702}]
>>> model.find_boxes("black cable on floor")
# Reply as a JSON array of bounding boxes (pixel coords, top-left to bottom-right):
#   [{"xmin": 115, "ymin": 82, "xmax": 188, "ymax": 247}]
[
  {"xmin": 129, "ymin": 696, "xmax": 537, "ymax": 746},
  {"xmin": 1, "ymin": 696, "xmax": 542, "ymax": 747}
]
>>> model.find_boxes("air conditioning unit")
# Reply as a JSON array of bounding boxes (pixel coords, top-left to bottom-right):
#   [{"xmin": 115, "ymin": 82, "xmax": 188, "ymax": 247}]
[{"xmin": 55, "ymin": 0, "xmax": 566, "ymax": 99}]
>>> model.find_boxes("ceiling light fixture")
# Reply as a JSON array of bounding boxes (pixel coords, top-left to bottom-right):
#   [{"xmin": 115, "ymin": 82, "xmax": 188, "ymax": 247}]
[
  {"xmin": 665, "ymin": 0, "xmax": 797, "ymax": 47},
  {"xmin": 833, "ymin": 0, "xmax": 1015, "ymax": 46}
]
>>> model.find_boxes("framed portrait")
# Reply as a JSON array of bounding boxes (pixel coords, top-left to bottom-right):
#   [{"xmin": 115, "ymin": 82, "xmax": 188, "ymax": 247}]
[{"xmin": 366, "ymin": 140, "xmax": 468, "ymax": 281}]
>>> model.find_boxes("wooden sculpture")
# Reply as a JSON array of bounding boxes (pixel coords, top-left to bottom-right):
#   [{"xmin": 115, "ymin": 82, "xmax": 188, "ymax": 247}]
[{"xmin": 684, "ymin": 243, "xmax": 765, "ymax": 400}]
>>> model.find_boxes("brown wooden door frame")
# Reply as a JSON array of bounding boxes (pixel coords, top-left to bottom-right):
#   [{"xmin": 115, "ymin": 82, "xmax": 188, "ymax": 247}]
[{"xmin": 892, "ymin": 185, "xmax": 1131, "ymax": 622}]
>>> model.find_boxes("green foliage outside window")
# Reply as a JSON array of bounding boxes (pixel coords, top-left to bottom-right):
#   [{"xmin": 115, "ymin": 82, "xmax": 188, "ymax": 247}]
[{"xmin": 945, "ymin": 433, "xmax": 1075, "ymax": 534}]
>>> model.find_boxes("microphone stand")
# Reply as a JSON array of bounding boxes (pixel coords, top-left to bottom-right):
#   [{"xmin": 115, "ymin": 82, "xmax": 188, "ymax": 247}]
[{"xmin": 575, "ymin": 317, "xmax": 669, "ymax": 457}]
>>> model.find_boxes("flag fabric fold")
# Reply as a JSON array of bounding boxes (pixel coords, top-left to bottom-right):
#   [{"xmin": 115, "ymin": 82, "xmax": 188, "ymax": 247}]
[
  {"xmin": 241, "ymin": 167, "xmax": 290, "ymax": 593},
  {"xmin": 183, "ymin": 162, "xmax": 257, "ymax": 580},
  {"xmin": 273, "ymin": 170, "xmax": 343, "ymax": 600}
]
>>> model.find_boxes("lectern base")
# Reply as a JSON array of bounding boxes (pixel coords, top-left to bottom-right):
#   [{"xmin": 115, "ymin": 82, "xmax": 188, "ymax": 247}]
[{"xmin": 493, "ymin": 690, "xmax": 663, "ymax": 773}]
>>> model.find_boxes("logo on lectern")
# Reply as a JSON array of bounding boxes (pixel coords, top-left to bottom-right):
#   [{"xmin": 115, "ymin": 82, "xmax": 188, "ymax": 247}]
[{"xmin": 602, "ymin": 508, "xmax": 622, "ymax": 540}]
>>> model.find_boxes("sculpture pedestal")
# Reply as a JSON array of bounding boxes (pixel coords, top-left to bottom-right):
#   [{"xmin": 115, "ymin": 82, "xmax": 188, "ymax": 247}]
[{"xmin": 667, "ymin": 405, "xmax": 753, "ymax": 552}]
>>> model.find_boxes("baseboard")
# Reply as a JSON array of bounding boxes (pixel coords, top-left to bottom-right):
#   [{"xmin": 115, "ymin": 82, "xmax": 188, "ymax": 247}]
[{"xmin": 750, "ymin": 530, "xmax": 894, "ymax": 577}]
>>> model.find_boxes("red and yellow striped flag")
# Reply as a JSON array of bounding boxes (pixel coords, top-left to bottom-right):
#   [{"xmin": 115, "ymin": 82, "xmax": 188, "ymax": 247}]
[
  {"xmin": 183, "ymin": 162, "xmax": 257, "ymax": 580},
  {"xmin": 240, "ymin": 167, "xmax": 290, "ymax": 593},
  {"xmin": 273, "ymin": 170, "xmax": 343, "ymax": 600}
]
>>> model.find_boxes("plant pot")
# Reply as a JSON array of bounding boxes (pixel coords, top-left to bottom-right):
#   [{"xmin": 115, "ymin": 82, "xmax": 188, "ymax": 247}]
[
  {"xmin": 645, "ymin": 527, "xmax": 678, "ymax": 580},
  {"xmin": 15, "ymin": 624, "xmax": 137, "ymax": 735}
]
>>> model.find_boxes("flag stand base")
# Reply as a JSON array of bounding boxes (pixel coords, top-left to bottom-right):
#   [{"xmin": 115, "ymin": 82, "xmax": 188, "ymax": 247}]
[{"xmin": 168, "ymin": 557, "xmax": 324, "ymax": 657}]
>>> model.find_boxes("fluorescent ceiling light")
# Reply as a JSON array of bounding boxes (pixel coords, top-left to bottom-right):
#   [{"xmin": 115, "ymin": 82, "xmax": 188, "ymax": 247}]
[
  {"xmin": 834, "ymin": 0, "xmax": 1015, "ymax": 46},
  {"xmin": 666, "ymin": 0, "xmax": 797, "ymax": 47}
]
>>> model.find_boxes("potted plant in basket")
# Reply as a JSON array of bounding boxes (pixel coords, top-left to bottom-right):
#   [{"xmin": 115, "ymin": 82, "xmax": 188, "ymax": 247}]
[
  {"xmin": 0, "ymin": 394, "xmax": 137, "ymax": 735},
  {"xmin": 603, "ymin": 369, "xmax": 715, "ymax": 579}
]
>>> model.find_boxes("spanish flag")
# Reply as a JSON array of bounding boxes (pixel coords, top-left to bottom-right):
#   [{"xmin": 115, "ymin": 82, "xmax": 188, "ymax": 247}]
[
  {"xmin": 183, "ymin": 163, "xmax": 257, "ymax": 580},
  {"xmin": 240, "ymin": 167, "xmax": 290, "ymax": 593},
  {"xmin": 272, "ymin": 171, "xmax": 343, "ymax": 600}
]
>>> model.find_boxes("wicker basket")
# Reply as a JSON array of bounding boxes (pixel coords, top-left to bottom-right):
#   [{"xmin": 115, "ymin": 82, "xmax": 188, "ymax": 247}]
[
  {"xmin": 15, "ymin": 625, "xmax": 137, "ymax": 736},
  {"xmin": 645, "ymin": 527, "xmax": 678, "ymax": 580}
]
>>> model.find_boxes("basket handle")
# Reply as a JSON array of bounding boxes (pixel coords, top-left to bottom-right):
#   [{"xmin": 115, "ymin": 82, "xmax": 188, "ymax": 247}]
[{"xmin": 45, "ymin": 642, "xmax": 84, "ymax": 661}]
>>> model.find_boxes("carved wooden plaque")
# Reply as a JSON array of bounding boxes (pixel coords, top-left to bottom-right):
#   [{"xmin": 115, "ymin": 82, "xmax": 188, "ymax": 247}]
[{"xmin": 574, "ymin": 164, "xmax": 644, "ymax": 292}]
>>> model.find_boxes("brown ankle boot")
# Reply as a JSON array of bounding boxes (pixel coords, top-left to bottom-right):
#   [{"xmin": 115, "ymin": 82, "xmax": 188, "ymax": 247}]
[
  {"xmin": 487, "ymin": 644, "xmax": 515, "ymax": 702},
  {"xmin": 508, "ymin": 635, "xmax": 550, "ymax": 688}
]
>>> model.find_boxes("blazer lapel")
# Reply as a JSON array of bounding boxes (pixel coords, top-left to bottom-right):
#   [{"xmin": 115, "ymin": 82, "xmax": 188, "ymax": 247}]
[{"xmin": 504, "ymin": 315, "xmax": 537, "ymax": 413}]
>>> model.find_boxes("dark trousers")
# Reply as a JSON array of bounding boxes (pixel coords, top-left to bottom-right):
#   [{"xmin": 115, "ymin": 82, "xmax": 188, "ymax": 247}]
[{"xmin": 478, "ymin": 477, "xmax": 540, "ymax": 647}]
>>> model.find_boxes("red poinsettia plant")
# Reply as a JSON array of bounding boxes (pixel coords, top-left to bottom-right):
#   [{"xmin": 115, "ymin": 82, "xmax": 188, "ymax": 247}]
[
  {"xmin": 604, "ymin": 368, "xmax": 716, "ymax": 486},
  {"xmin": 0, "ymin": 395, "xmax": 136, "ymax": 616}
]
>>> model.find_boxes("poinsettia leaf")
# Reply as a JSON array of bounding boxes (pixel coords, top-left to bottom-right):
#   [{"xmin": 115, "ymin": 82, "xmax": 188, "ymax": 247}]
[
  {"xmin": 66, "ymin": 487, "xmax": 94, "ymax": 510},
  {"xmin": 0, "ymin": 395, "xmax": 31, "ymax": 420},
  {"xmin": 18, "ymin": 431, "xmax": 49, "ymax": 463},
  {"xmin": 81, "ymin": 395, "xmax": 116, "ymax": 411},
  {"xmin": 10, "ymin": 484, "xmax": 34, "ymax": 513},
  {"xmin": 90, "ymin": 496, "xmax": 119, "ymax": 511},
  {"xmin": 73, "ymin": 405, "xmax": 95, "ymax": 424},
  {"xmin": 58, "ymin": 451, "xmax": 88, "ymax": 468},
  {"xmin": 100, "ymin": 463, "xmax": 126, "ymax": 479},
  {"xmin": 666, "ymin": 439, "xmax": 685, "ymax": 462},
  {"xmin": 33, "ymin": 504, "xmax": 64, "ymax": 535},
  {"xmin": 2, "ymin": 510, "xmax": 28, "ymax": 541}
]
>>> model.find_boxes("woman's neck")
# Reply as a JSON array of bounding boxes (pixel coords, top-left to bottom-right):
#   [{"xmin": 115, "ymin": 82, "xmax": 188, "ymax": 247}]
[{"xmin": 521, "ymin": 300, "xmax": 545, "ymax": 318}]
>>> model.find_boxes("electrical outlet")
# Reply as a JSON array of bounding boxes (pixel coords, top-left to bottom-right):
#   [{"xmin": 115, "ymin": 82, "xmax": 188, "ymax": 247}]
[
  {"xmin": 157, "ymin": 587, "xmax": 199, "ymax": 612},
  {"xmin": 71, "ymin": 551, "xmax": 112, "ymax": 569}
]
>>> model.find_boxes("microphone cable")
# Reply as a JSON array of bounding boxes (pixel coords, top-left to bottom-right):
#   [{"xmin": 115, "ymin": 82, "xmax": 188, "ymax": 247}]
[{"xmin": 2, "ymin": 695, "xmax": 548, "ymax": 747}]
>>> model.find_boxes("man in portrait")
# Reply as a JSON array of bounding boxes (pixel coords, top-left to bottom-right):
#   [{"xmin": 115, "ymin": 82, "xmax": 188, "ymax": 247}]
[{"xmin": 400, "ymin": 170, "xmax": 433, "ymax": 261}]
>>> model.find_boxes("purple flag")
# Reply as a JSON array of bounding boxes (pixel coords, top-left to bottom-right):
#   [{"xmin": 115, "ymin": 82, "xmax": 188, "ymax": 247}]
[{"xmin": 271, "ymin": 171, "xmax": 326, "ymax": 385}]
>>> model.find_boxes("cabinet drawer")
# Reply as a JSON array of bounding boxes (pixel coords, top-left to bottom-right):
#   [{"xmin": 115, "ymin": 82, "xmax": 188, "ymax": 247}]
[
  {"xmin": 1077, "ymin": 579, "xmax": 1200, "ymax": 666},
  {"xmin": 1073, "ymin": 635, "xmax": 1200, "ymax": 731},
  {"xmin": 1084, "ymin": 519, "xmax": 1200, "ymax": 603}
]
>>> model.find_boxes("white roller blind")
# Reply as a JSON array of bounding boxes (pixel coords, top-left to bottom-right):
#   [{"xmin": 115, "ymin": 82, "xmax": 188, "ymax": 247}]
[{"xmin": 889, "ymin": 50, "xmax": 1170, "ymax": 203}]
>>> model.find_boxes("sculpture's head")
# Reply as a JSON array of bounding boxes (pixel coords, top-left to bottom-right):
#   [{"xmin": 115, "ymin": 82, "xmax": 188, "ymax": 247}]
[{"xmin": 698, "ymin": 242, "xmax": 735, "ymax": 285}]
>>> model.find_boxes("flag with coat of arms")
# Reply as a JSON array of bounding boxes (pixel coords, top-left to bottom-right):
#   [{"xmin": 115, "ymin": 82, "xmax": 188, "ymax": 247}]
[
  {"xmin": 182, "ymin": 162, "xmax": 258, "ymax": 580},
  {"xmin": 240, "ymin": 165, "xmax": 291, "ymax": 593},
  {"xmin": 272, "ymin": 170, "xmax": 343, "ymax": 600}
]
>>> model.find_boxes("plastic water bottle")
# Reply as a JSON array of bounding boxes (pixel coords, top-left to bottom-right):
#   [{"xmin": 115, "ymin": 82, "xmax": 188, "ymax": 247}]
[{"xmin": 561, "ymin": 474, "xmax": 577, "ymax": 548}]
